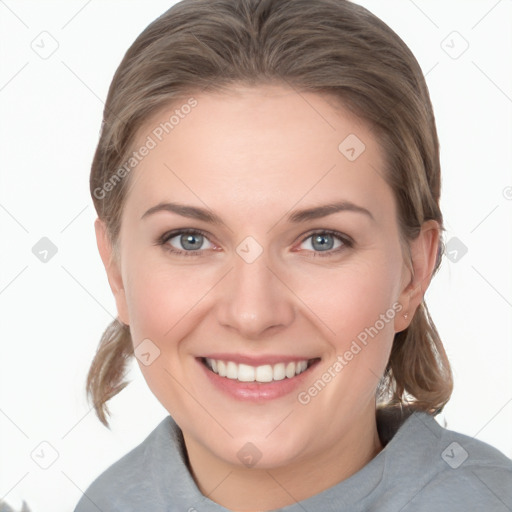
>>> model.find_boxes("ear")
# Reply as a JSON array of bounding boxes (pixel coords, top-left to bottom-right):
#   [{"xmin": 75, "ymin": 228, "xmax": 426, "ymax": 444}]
[
  {"xmin": 94, "ymin": 218, "xmax": 130, "ymax": 325},
  {"xmin": 394, "ymin": 220, "xmax": 440, "ymax": 333}
]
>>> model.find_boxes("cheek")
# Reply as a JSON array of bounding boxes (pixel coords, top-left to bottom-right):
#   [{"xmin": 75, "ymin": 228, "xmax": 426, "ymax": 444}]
[
  {"xmin": 290, "ymin": 256, "xmax": 401, "ymax": 342},
  {"xmin": 124, "ymin": 258, "xmax": 219, "ymax": 342},
  {"xmin": 292, "ymin": 261, "xmax": 401, "ymax": 408},
  {"xmin": 122, "ymin": 261, "xmax": 218, "ymax": 416}
]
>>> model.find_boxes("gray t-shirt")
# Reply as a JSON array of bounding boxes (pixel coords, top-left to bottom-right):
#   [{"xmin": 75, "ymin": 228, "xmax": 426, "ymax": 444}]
[{"xmin": 74, "ymin": 410, "xmax": 512, "ymax": 511}]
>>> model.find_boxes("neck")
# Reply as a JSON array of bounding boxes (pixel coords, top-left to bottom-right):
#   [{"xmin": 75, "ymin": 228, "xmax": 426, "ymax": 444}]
[{"xmin": 182, "ymin": 405, "xmax": 383, "ymax": 511}]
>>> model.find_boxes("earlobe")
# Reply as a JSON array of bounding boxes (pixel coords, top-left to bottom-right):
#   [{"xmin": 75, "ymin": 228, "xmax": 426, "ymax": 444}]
[
  {"xmin": 395, "ymin": 220, "xmax": 440, "ymax": 333},
  {"xmin": 94, "ymin": 218, "xmax": 130, "ymax": 325}
]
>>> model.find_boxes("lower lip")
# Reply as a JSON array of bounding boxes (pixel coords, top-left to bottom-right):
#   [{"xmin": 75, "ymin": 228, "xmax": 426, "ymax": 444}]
[{"xmin": 198, "ymin": 358, "xmax": 319, "ymax": 401}]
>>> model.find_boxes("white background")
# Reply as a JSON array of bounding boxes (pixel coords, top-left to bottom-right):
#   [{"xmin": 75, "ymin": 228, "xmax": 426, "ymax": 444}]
[{"xmin": 1, "ymin": 0, "xmax": 511, "ymax": 510}]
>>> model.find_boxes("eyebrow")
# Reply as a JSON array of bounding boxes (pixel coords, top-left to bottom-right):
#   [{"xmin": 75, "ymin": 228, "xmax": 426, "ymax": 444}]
[
  {"xmin": 140, "ymin": 200, "xmax": 374, "ymax": 224},
  {"xmin": 141, "ymin": 202, "xmax": 222, "ymax": 224},
  {"xmin": 286, "ymin": 201, "xmax": 374, "ymax": 223}
]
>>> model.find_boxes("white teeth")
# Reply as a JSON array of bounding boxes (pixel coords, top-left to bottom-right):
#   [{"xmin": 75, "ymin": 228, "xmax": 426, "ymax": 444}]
[
  {"xmin": 296, "ymin": 361, "xmax": 307, "ymax": 375},
  {"xmin": 204, "ymin": 358, "xmax": 311, "ymax": 382},
  {"xmin": 238, "ymin": 363, "xmax": 255, "ymax": 382},
  {"xmin": 255, "ymin": 365, "xmax": 273, "ymax": 382},
  {"xmin": 226, "ymin": 361, "xmax": 238, "ymax": 379},
  {"xmin": 273, "ymin": 363, "xmax": 286, "ymax": 381},
  {"xmin": 217, "ymin": 360, "xmax": 227, "ymax": 377},
  {"xmin": 285, "ymin": 362, "xmax": 296, "ymax": 379}
]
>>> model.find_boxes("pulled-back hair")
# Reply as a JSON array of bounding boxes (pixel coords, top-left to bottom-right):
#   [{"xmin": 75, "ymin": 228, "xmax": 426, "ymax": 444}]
[{"xmin": 88, "ymin": 0, "xmax": 452, "ymax": 426}]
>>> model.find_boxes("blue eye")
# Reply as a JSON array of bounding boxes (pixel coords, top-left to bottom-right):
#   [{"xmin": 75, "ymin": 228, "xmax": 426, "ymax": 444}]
[
  {"xmin": 157, "ymin": 229, "xmax": 352, "ymax": 257},
  {"xmin": 299, "ymin": 231, "xmax": 352, "ymax": 255},
  {"xmin": 159, "ymin": 229, "xmax": 214, "ymax": 254}
]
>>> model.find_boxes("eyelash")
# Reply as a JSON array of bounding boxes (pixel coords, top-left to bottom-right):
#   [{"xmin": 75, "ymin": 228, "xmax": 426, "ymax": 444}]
[
  {"xmin": 156, "ymin": 228, "xmax": 215, "ymax": 257},
  {"xmin": 155, "ymin": 228, "xmax": 354, "ymax": 258}
]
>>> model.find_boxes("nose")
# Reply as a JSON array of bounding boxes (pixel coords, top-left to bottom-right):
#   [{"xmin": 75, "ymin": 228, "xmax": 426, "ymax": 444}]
[{"xmin": 215, "ymin": 251, "xmax": 296, "ymax": 339}]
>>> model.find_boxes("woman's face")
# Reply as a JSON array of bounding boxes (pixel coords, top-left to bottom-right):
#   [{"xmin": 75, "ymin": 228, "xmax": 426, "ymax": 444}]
[{"xmin": 98, "ymin": 84, "xmax": 430, "ymax": 470}]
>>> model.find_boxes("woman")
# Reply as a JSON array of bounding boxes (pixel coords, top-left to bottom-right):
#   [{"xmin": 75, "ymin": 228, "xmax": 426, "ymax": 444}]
[{"xmin": 75, "ymin": 0, "xmax": 512, "ymax": 510}]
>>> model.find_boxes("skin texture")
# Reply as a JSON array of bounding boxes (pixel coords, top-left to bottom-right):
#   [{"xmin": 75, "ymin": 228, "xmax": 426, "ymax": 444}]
[{"xmin": 95, "ymin": 84, "xmax": 439, "ymax": 511}]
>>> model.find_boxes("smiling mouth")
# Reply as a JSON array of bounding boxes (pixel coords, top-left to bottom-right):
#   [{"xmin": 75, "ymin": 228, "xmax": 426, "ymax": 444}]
[{"xmin": 201, "ymin": 357, "xmax": 320, "ymax": 383}]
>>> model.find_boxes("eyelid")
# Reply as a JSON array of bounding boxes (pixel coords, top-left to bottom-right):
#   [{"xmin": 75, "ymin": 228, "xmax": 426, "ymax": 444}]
[
  {"xmin": 156, "ymin": 228, "xmax": 353, "ymax": 257},
  {"xmin": 157, "ymin": 228, "xmax": 219, "ymax": 255},
  {"xmin": 293, "ymin": 229, "xmax": 353, "ymax": 255}
]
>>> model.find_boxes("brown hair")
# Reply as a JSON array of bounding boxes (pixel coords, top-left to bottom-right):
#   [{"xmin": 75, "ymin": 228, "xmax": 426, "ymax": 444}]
[{"xmin": 87, "ymin": 0, "xmax": 452, "ymax": 426}]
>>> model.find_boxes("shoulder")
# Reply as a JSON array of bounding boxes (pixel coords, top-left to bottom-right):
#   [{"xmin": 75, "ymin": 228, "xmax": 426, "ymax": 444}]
[
  {"xmin": 381, "ymin": 410, "xmax": 512, "ymax": 511},
  {"xmin": 73, "ymin": 416, "xmax": 179, "ymax": 512}
]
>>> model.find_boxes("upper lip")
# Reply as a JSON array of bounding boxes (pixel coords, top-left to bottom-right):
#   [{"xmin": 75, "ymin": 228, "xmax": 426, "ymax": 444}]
[{"xmin": 199, "ymin": 353, "xmax": 320, "ymax": 366}]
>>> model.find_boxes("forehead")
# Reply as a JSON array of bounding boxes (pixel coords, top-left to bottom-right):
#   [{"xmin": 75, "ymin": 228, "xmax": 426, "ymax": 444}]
[{"xmin": 124, "ymin": 85, "xmax": 394, "ymax": 222}]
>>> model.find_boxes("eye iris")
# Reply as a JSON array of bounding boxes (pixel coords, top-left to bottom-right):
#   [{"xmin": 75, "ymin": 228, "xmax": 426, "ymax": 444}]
[
  {"xmin": 181, "ymin": 233, "xmax": 203, "ymax": 250},
  {"xmin": 312, "ymin": 234, "xmax": 334, "ymax": 251}
]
